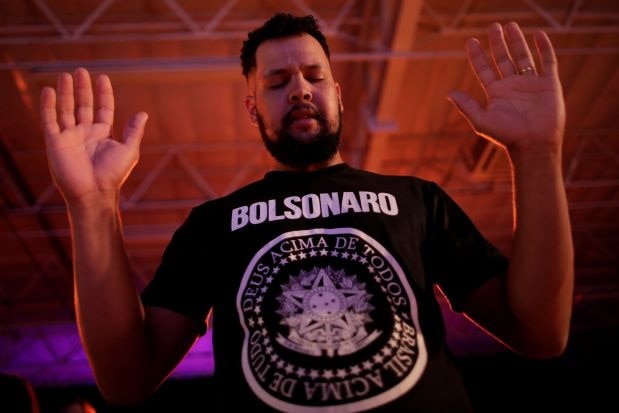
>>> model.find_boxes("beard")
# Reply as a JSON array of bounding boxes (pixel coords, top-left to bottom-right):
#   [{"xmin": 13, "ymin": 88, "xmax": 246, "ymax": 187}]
[{"xmin": 257, "ymin": 103, "xmax": 342, "ymax": 169}]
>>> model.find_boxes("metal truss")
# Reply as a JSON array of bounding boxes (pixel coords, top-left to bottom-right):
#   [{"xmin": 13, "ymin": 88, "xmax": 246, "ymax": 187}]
[
  {"xmin": 0, "ymin": 0, "xmax": 617, "ymax": 61},
  {"xmin": 3, "ymin": 142, "xmax": 269, "ymax": 216},
  {"xmin": 2, "ymin": 0, "xmax": 365, "ymax": 45}
]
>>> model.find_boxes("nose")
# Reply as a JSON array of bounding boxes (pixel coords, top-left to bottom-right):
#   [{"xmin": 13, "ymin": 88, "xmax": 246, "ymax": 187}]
[{"xmin": 288, "ymin": 75, "xmax": 312, "ymax": 103}]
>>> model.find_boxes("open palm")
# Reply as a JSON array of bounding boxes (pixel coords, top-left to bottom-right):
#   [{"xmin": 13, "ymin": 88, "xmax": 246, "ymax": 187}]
[
  {"xmin": 448, "ymin": 22, "xmax": 565, "ymax": 152},
  {"xmin": 40, "ymin": 68, "xmax": 148, "ymax": 202}
]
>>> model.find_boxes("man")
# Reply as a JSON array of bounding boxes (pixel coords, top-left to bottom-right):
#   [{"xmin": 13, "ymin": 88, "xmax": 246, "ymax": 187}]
[{"xmin": 40, "ymin": 13, "xmax": 573, "ymax": 412}]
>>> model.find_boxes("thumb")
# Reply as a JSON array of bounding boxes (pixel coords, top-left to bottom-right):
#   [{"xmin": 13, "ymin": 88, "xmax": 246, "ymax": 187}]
[
  {"xmin": 122, "ymin": 112, "xmax": 148, "ymax": 149},
  {"xmin": 447, "ymin": 91, "xmax": 484, "ymax": 131}
]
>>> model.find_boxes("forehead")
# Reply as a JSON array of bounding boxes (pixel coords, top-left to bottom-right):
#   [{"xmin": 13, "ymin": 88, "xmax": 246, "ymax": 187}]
[{"xmin": 254, "ymin": 34, "xmax": 330, "ymax": 75}]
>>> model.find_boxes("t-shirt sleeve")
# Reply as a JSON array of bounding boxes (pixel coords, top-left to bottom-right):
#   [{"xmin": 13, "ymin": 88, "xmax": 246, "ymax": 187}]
[
  {"xmin": 140, "ymin": 207, "xmax": 214, "ymax": 336},
  {"xmin": 422, "ymin": 181, "xmax": 508, "ymax": 312}
]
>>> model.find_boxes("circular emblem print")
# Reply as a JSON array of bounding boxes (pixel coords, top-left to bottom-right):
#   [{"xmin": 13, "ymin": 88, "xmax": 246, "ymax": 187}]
[{"xmin": 237, "ymin": 228, "xmax": 427, "ymax": 412}]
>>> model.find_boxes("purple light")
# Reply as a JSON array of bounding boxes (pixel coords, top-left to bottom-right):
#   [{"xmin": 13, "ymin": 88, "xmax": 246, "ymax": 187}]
[{"xmin": 0, "ymin": 323, "xmax": 214, "ymax": 387}]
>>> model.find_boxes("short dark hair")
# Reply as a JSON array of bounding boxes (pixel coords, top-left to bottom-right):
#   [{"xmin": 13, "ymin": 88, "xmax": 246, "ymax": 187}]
[{"xmin": 240, "ymin": 13, "xmax": 331, "ymax": 78}]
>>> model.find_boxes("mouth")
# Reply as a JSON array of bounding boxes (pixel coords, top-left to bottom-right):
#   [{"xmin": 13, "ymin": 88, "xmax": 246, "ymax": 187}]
[
  {"xmin": 288, "ymin": 103, "xmax": 319, "ymax": 117},
  {"xmin": 290, "ymin": 108, "xmax": 316, "ymax": 120},
  {"xmin": 284, "ymin": 105, "xmax": 321, "ymax": 130}
]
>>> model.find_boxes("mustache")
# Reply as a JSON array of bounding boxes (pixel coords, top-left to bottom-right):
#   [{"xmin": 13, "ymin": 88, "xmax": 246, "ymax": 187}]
[{"xmin": 282, "ymin": 103, "xmax": 324, "ymax": 127}]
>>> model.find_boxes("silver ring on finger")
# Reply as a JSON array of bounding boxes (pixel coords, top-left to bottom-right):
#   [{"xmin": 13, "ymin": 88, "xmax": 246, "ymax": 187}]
[{"xmin": 518, "ymin": 66, "xmax": 535, "ymax": 75}]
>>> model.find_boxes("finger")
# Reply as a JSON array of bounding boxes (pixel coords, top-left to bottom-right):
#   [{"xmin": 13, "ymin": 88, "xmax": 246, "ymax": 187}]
[
  {"xmin": 533, "ymin": 30, "xmax": 558, "ymax": 78},
  {"xmin": 488, "ymin": 23, "xmax": 516, "ymax": 78},
  {"xmin": 466, "ymin": 37, "xmax": 498, "ymax": 91},
  {"xmin": 122, "ymin": 112, "xmax": 148, "ymax": 149},
  {"xmin": 40, "ymin": 86, "xmax": 60, "ymax": 137},
  {"xmin": 95, "ymin": 74, "xmax": 114, "ymax": 126},
  {"xmin": 504, "ymin": 21, "xmax": 537, "ymax": 75},
  {"xmin": 57, "ymin": 72, "xmax": 75, "ymax": 130},
  {"xmin": 74, "ymin": 68, "xmax": 94, "ymax": 125},
  {"xmin": 447, "ymin": 90, "xmax": 485, "ymax": 132}
]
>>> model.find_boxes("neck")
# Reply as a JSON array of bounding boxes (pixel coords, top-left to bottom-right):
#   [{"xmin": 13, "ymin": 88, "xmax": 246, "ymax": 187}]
[{"xmin": 273, "ymin": 152, "xmax": 344, "ymax": 172}]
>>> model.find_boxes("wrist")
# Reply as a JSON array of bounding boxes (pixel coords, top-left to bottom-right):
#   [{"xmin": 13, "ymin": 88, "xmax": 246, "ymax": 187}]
[
  {"xmin": 66, "ymin": 191, "xmax": 121, "ymax": 219},
  {"xmin": 507, "ymin": 143, "xmax": 563, "ymax": 170}
]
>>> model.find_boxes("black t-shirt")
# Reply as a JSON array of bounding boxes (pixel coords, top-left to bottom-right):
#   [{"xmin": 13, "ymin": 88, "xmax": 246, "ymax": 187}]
[{"xmin": 141, "ymin": 163, "xmax": 508, "ymax": 412}]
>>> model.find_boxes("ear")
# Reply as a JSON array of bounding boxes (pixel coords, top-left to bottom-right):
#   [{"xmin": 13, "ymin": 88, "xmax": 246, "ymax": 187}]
[
  {"xmin": 335, "ymin": 82, "xmax": 344, "ymax": 113},
  {"xmin": 244, "ymin": 95, "xmax": 258, "ymax": 126}
]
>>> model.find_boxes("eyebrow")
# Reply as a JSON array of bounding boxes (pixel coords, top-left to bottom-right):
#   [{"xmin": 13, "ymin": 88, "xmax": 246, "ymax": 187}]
[{"xmin": 263, "ymin": 64, "xmax": 324, "ymax": 78}]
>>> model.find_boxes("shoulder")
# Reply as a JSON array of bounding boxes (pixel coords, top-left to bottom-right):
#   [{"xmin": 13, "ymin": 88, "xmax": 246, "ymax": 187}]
[
  {"xmin": 335, "ymin": 165, "xmax": 429, "ymax": 185},
  {"xmin": 189, "ymin": 177, "xmax": 267, "ymax": 215},
  {"xmin": 347, "ymin": 167, "xmax": 441, "ymax": 196}
]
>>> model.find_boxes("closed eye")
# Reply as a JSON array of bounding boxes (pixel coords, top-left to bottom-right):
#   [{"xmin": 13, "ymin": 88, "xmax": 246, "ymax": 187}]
[
  {"xmin": 267, "ymin": 82, "xmax": 286, "ymax": 89},
  {"xmin": 264, "ymin": 74, "xmax": 289, "ymax": 89}
]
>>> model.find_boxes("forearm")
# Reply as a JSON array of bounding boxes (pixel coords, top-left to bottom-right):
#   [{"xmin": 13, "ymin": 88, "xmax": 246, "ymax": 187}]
[
  {"xmin": 67, "ymin": 194, "xmax": 154, "ymax": 403},
  {"xmin": 507, "ymin": 146, "xmax": 574, "ymax": 356}
]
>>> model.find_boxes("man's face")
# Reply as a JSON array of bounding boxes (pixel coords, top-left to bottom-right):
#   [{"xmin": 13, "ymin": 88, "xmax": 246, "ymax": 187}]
[{"xmin": 245, "ymin": 34, "xmax": 343, "ymax": 168}]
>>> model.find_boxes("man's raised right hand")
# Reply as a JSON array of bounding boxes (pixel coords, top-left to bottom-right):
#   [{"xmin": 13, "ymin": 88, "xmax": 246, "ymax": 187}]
[{"xmin": 40, "ymin": 67, "xmax": 148, "ymax": 204}]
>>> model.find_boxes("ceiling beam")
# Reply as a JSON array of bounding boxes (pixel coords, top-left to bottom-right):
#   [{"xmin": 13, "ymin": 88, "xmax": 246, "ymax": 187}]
[
  {"xmin": 363, "ymin": 0, "xmax": 423, "ymax": 172},
  {"xmin": 1, "ymin": 4, "xmax": 617, "ymax": 45},
  {"xmin": 3, "ymin": 45, "xmax": 619, "ymax": 73}
]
